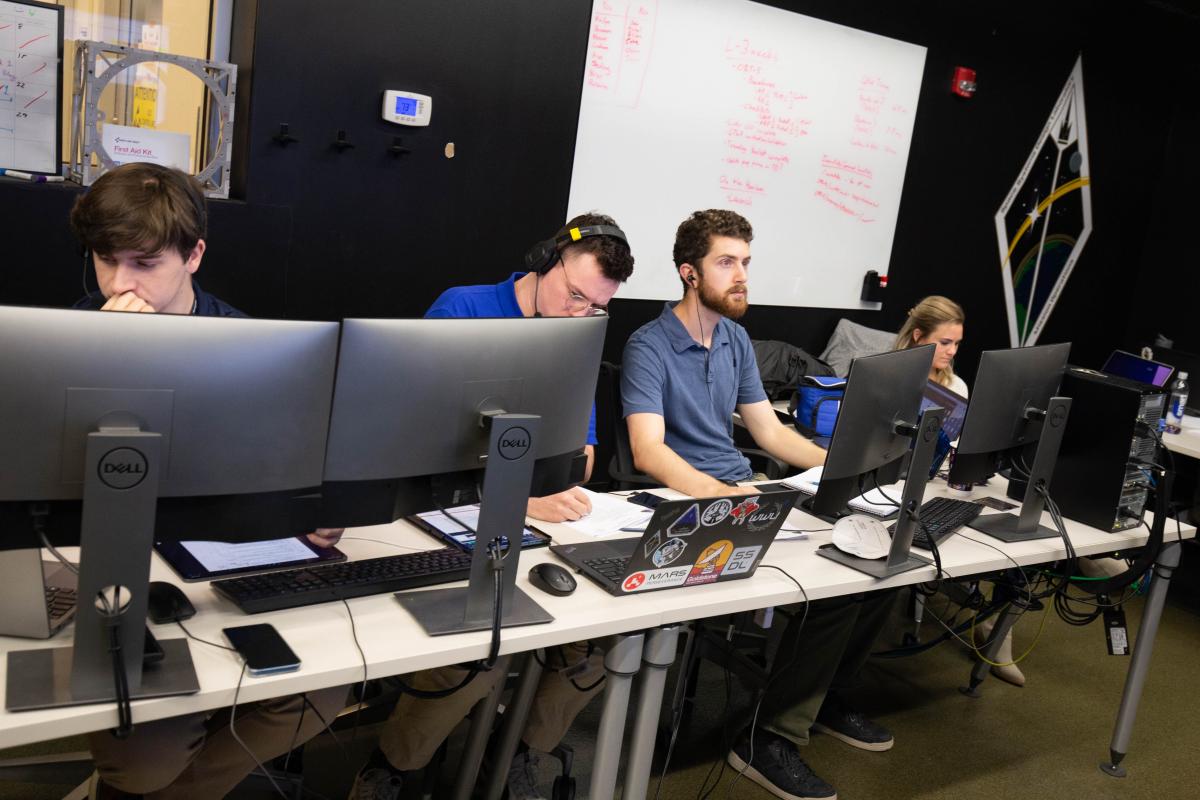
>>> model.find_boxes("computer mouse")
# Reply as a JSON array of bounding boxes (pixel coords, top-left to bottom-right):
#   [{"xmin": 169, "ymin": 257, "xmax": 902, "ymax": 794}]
[
  {"xmin": 831, "ymin": 514, "xmax": 892, "ymax": 560},
  {"xmin": 528, "ymin": 562, "xmax": 577, "ymax": 597},
  {"xmin": 147, "ymin": 581, "xmax": 196, "ymax": 624}
]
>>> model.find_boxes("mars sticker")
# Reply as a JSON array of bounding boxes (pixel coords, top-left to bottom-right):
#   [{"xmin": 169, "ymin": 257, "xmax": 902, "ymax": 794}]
[
  {"xmin": 701, "ymin": 499, "xmax": 733, "ymax": 526},
  {"xmin": 667, "ymin": 503, "xmax": 701, "ymax": 537},
  {"xmin": 729, "ymin": 498, "xmax": 762, "ymax": 526},
  {"xmin": 685, "ymin": 539, "xmax": 734, "ymax": 586},
  {"xmin": 621, "ymin": 565, "xmax": 691, "ymax": 593},
  {"xmin": 651, "ymin": 537, "xmax": 688, "ymax": 568},
  {"xmin": 722, "ymin": 545, "xmax": 763, "ymax": 576}
]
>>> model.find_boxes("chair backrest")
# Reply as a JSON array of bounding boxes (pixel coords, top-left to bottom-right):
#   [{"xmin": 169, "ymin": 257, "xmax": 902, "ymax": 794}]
[{"xmin": 596, "ymin": 361, "xmax": 658, "ymax": 490}]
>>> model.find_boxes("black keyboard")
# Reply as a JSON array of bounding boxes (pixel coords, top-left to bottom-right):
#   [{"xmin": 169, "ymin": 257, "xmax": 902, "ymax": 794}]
[
  {"xmin": 889, "ymin": 497, "xmax": 983, "ymax": 549},
  {"xmin": 584, "ymin": 556, "xmax": 631, "ymax": 585},
  {"xmin": 212, "ymin": 547, "xmax": 475, "ymax": 614}
]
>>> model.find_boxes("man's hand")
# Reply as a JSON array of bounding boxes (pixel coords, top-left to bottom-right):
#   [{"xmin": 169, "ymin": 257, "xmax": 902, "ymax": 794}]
[
  {"xmin": 100, "ymin": 291, "xmax": 156, "ymax": 313},
  {"xmin": 722, "ymin": 484, "xmax": 760, "ymax": 496},
  {"xmin": 306, "ymin": 528, "xmax": 345, "ymax": 548},
  {"xmin": 527, "ymin": 488, "xmax": 593, "ymax": 522}
]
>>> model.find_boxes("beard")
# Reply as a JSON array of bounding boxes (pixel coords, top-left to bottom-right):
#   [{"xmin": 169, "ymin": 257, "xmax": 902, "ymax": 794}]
[{"xmin": 697, "ymin": 280, "xmax": 749, "ymax": 320}]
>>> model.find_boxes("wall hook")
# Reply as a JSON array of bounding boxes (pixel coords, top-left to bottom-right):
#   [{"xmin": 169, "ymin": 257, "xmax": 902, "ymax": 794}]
[
  {"xmin": 272, "ymin": 123, "xmax": 299, "ymax": 146},
  {"xmin": 332, "ymin": 130, "xmax": 356, "ymax": 152},
  {"xmin": 388, "ymin": 136, "xmax": 411, "ymax": 157}
]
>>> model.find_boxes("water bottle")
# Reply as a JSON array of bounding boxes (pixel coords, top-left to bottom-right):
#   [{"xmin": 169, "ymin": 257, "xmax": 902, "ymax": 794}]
[{"xmin": 1165, "ymin": 372, "xmax": 1189, "ymax": 434}]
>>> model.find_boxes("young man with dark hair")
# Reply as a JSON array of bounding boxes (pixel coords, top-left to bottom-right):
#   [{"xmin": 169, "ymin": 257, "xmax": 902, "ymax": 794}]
[
  {"xmin": 69, "ymin": 163, "xmax": 348, "ymax": 800},
  {"xmin": 622, "ymin": 209, "xmax": 894, "ymax": 800},
  {"xmin": 350, "ymin": 213, "xmax": 634, "ymax": 800}
]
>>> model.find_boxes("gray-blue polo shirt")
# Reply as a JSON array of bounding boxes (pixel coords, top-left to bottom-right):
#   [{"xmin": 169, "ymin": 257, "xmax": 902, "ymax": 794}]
[{"xmin": 621, "ymin": 301, "xmax": 767, "ymax": 482}]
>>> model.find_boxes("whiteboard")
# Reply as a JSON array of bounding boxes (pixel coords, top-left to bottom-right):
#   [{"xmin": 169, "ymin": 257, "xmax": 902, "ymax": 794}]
[
  {"xmin": 567, "ymin": 0, "xmax": 926, "ymax": 309},
  {"xmin": 0, "ymin": 0, "xmax": 62, "ymax": 174}
]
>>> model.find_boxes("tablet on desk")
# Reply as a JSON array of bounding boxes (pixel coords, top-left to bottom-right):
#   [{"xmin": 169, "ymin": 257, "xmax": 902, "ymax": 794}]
[
  {"xmin": 408, "ymin": 504, "xmax": 549, "ymax": 553},
  {"xmin": 155, "ymin": 536, "xmax": 347, "ymax": 582}
]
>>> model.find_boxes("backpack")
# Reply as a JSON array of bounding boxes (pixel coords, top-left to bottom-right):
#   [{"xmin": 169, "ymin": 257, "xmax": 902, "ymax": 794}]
[
  {"xmin": 790, "ymin": 375, "xmax": 846, "ymax": 437},
  {"xmin": 751, "ymin": 340, "xmax": 835, "ymax": 401}
]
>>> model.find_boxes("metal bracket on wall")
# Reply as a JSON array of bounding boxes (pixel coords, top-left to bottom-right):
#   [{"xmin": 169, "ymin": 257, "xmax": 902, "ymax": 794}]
[
  {"xmin": 69, "ymin": 41, "xmax": 237, "ymax": 198},
  {"xmin": 332, "ymin": 130, "xmax": 355, "ymax": 152}
]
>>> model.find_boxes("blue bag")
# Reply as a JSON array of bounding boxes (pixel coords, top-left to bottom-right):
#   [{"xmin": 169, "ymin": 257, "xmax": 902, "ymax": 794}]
[{"xmin": 791, "ymin": 376, "xmax": 846, "ymax": 437}]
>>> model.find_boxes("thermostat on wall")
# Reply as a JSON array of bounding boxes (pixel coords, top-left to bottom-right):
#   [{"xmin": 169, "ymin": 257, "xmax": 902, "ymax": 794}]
[{"xmin": 381, "ymin": 90, "xmax": 432, "ymax": 126}]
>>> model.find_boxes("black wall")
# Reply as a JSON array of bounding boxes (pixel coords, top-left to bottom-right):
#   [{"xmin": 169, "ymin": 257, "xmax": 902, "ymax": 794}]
[{"xmin": 2, "ymin": 0, "xmax": 1197, "ymax": 382}]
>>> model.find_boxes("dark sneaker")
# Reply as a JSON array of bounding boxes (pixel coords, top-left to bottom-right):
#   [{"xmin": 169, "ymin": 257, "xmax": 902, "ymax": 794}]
[
  {"xmin": 726, "ymin": 728, "xmax": 837, "ymax": 800},
  {"xmin": 813, "ymin": 696, "xmax": 894, "ymax": 752},
  {"xmin": 348, "ymin": 766, "xmax": 403, "ymax": 800}
]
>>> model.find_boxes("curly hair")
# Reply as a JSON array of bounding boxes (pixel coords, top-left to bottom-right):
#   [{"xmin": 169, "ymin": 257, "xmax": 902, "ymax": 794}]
[
  {"xmin": 672, "ymin": 209, "xmax": 753, "ymax": 289},
  {"xmin": 555, "ymin": 212, "xmax": 635, "ymax": 283}
]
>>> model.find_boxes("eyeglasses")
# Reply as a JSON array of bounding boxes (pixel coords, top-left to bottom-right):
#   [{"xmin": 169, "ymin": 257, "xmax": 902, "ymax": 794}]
[{"xmin": 559, "ymin": 260, "xmax": 608, "ymax": 317}]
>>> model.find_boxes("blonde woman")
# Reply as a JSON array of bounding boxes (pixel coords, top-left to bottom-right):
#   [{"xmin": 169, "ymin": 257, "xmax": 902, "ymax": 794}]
[
  {"xmin": 894, "ymin": 295, "xmax": 968, "ymax": 397},
  {"xmin": 895, "ymin": 296, "xmax": 1026, "ymax": 686}
]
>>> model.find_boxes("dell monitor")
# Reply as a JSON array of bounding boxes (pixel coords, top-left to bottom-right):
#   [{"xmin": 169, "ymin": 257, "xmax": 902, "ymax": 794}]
[
  {"xmin": 947, "ymin": 342, "xmax": 1072, "ymax": 542},
  {"xmin": 320, "ymin": 316, "xmax": 607, "ymax": 635},
  {"xmin": 0, "ymin": 305, "xmax": 339, "ymax": 712},
  {"xmin": 811, "ymin": 345, "xmax": 946, "ymax": 578}
]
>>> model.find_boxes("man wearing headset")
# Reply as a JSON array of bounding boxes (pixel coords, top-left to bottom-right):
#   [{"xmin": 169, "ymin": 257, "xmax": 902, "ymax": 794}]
[
  {"xmin": 622, "ymin": 210, "xmax": 894, "ymax": 800},
  {"xmin": 70, "ymin": 163, "xmax": 348, "ymax": 799},
  {"xmin": 349, "ymin": 213, "xmax": 635, "ymax": 800}
]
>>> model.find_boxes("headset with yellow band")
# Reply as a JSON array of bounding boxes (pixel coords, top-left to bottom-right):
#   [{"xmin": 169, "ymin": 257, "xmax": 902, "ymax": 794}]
[{"xmin": 523, "ymin": 224, "xmax": 629, "ymax": 275}]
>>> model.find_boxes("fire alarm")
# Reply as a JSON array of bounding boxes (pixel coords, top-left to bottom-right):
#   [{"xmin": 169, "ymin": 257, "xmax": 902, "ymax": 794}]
[{"xmin": 952, "ymin": 67, "xmax": 976, "ymax": 98}]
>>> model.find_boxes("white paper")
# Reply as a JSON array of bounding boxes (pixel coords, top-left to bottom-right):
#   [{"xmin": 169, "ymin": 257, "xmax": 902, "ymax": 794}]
[
  {"xmin": 781, "ymin": 465, "xmax": 899, "ymax": 516},
  {"xmin": 560, "ymin": 488, "xmax": 654, "ymax": 537},
  {"xmin": 181, "ymin": 537, "xmax": 314, "ymax": 573}
]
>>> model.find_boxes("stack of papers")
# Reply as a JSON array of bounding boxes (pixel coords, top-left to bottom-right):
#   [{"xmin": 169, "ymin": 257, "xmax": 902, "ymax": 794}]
[
  {"xmin": 780, "ymin": 466, "xmax": 900, "ymax": 517},
  {"xmin": 560, "ymin": 488, "xmax": 654, "ymax": 537}
]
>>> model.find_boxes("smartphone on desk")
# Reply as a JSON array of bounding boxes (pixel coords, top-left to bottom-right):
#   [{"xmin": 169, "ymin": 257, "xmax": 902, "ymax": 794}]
[
  {"xmin": 626, "ymin": 491, "xmax": 665, "ymax": 509},
  {"xmin": 223, "ymin": 623, "xmax": 300, "ymax": 676}
]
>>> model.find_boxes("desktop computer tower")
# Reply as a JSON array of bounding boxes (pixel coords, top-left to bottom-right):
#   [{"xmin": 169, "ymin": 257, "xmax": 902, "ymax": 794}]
[{"xmin": 1048, "ymin": 367, "xmax": 1166, "ymax": 532}]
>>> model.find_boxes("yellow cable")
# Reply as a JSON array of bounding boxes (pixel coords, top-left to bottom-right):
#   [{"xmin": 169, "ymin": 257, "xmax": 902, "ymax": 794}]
[{"xmin": 969, "ymin": 602, "xmax": 1052, "ymax": 667}]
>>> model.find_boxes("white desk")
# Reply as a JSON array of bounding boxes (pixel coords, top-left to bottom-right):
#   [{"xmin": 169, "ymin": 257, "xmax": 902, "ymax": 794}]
[
  {"xmin": 1, "ymin": 483, "xmax": 1193, "ymax": 798},
  {"xmin": 1162, "ymin": 415, "xmax": 1200, "ymax": 459}
]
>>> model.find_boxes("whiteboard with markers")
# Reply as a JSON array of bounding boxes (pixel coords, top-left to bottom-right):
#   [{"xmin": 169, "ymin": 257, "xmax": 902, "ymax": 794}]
[
  {"xmin": 0, "ymin": 0, "xmax": 62, "ymax": 175},
  {"xmin": 567, "ymin": 0, "xmax": 926, "ymax": 309}
]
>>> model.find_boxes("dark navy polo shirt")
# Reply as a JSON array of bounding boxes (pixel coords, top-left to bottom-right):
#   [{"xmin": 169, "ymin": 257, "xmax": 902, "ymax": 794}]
[
  {"xmin": 73, "ymin": 279, "xmax": 245, "ymax": 318},
  {"xmin": 425, "ymin": 272, "xmax": 598, "ymax": 447},
  {"xmin": 621, "ymin": 301, "xmax": 767, "ymax": 482}
]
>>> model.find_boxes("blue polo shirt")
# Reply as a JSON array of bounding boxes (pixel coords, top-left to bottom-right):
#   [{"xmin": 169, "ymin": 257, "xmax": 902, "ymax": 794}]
[
  {"xmin": 426, "ymin": 272, "xmax": 598, "ymax": 446},
  {"xmin": 621, "ymin": 302, "xmax": 767, "ymax": 482},
  {"xmin": 73, "ymin": 279, "xmax": 245, "ymax": 318}
]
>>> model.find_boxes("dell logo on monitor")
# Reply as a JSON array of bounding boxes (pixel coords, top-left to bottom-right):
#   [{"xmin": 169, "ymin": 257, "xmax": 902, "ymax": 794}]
[
  {"xmin": 97, "ymin": 448, "xmax": 149, "ymax": 490},
  {"xmin": 497, "ymin": 426, "xmax": 531, "ymax": 460}
]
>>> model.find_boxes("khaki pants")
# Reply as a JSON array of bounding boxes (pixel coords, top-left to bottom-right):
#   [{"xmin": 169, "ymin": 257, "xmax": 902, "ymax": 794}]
[
  {"xmin": 89, "ymin": 685, "xmax": 349, "ymax": 799},
  {"xmin": 760, "ymin": 590, "xmax": 897, "ymax": 746},
  {"xmin": 380, "ymin": 640, "xmax": 605, "ymax": 770}
]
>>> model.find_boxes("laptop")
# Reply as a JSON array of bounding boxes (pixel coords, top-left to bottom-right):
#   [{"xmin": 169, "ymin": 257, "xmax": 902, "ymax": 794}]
[
  {"xmin": 1101, "ymin": 350, "xmax": 1175, "ymax": 389},
  {"xmin": 550, "ymin": 489, "xmax": 802, "ymax": 596},
  {"xmin": 920, "ymin": 380, "xmax": 969, "ymax": 476},
  {"xmin": 0, "ymin": 549, "xmax": 77, "ymax": 639}
]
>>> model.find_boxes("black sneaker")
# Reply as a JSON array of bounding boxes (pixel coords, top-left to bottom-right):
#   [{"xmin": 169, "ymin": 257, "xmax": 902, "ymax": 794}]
[
  {"xmin": 726, "ymin": 728, "xmax": 837, "ymax": 800},
  {"xmin": 813, "ymin": 695, "xmax": 894, "ymax": 752}
]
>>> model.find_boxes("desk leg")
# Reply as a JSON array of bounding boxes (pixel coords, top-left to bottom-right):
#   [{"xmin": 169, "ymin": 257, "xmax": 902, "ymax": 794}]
[
  {"xmin": 450, "ymin": 655, "xmax": 510, "ymax": 800},
  {"xmin": 482, "ymin": 650, "xmax": 545, "ymax": 800},
  {"xmin": 623, "ymin": 625, "xmax": 681, "ymax": 800},
  {"xmin": 961, "ymin": 600, "xmax": 1024, "ymax": 698},
  {"xmin": 590, "ymin": 632, "xmax": 645, "ymax": 800},
  {"xmin": 1101, "ymin": 539, "xmax": 1181, "ymax": 778}
]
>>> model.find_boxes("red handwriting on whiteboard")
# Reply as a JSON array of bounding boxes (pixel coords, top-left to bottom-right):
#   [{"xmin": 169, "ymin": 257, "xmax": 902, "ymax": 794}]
[
  {"xmin": 585, "ymin": 1, "xmax": 659, "ymax": 106},
  {"xmin": 815, "ymin": 155, "xmax": 878, "ymax": 223}
]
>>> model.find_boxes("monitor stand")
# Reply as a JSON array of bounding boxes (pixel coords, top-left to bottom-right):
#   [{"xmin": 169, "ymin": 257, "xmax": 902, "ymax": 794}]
[
  {"xmin": 968, "ymin": 397, "xmax": 1072, "ymax": 543},
  {"xmin": 817, "ymin": 407, "xmax": 945, "ymax": 578},
  {"xmin": 6, "ymin": 428, "xmax": 199, "ymax": 712},
  {"xmin": 397, "ymin": 414, "xmax": 554, "ymax": 635}
]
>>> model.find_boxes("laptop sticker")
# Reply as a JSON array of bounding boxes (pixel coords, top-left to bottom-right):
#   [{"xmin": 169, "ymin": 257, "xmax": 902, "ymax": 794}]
[
  {"xmin": 729, "ymin": 498, "xmax": 762, "ymax": 526},
  {"xmin": 744, "ymin": 501, "xmax": 786, "ymax": 532},
  {"xmin": 667, "ymin": 503, "xmax": 701, "ymax": 537},
  {"xmin": 701, "ymin": 499, "xmax": 734, "ymax": 526},
  {"xmin": 621, "ymin": 565, "xmax": 692, "ymax": 592},
  {"xmin": 643, "ymin": 529, "xmax": 664, "ymax": 560},
  {"xmin": 722, "ymin": 545, "xmax": 763, "ymax": 576},
  {"xmin": 685, "ymin": 539, "xmax": 734, "ymax": 586},
  {"xmin": 651, "ymin": 537, "xmax": 688, "ymax": 568}
]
